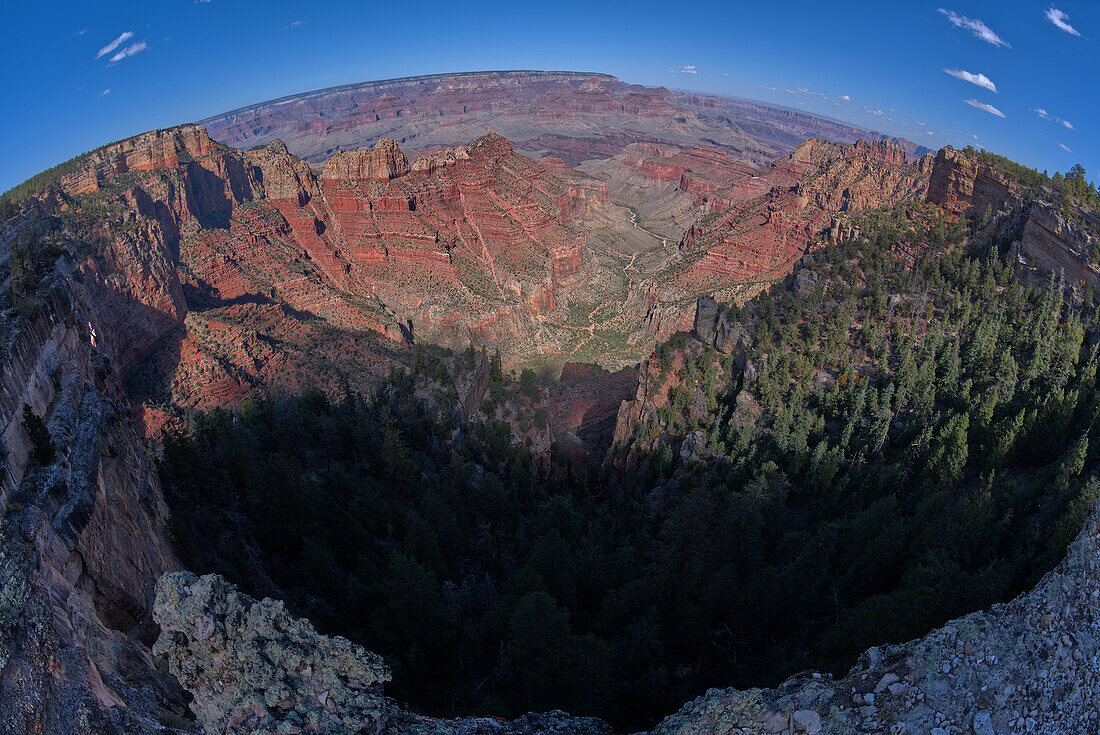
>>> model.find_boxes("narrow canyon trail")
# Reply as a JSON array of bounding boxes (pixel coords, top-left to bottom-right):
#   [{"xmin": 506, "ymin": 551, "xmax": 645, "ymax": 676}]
[{"xmin": 556, "ymin": 204, "xmax": 679, "ymax": 360}]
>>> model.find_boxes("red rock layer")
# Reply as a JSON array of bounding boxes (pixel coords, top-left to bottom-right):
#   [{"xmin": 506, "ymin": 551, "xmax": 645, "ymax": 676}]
[
  {"xmin": 672, "ymin": 138, "xmax": 933, "ymax": 288},
  {"xmin": 926, "ymin": 146, "xmax": 1019, "ymax": 215},
  {"xmin": 50, "ymin": 123, "xmax": 597, "ymax": 414}
]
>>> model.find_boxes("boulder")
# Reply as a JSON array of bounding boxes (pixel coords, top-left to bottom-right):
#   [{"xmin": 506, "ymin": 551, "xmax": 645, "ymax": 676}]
[{"xmin": 153, "ymin": 572, "xmax": 391, "ymax": 735}]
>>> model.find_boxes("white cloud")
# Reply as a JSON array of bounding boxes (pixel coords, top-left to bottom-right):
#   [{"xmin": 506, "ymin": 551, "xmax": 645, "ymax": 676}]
[
  {"xmin": 838, "ymin": 94, "xmax": 851, "ymax": 101},
  {"xmin": 669, "ymin": 65, "xmax": 697, "ymax": 74},
  {"xmin": 99, "ymin": 88, "xmax": 110, "ymax": 97},
  {"xmin": 964, "ymin": 98, "xmax": 1006, "ymax": 118},
  {"xmin": 1045, "ymin": 7, "xmax": 1081, "ymax": 36},
  {"xmin": 871, "ymin": 109, "xmax": 884, "ymax": 116},
  {"xmin": 943, "ymin": 68, "xmax": 997, "ymax": 93},
  {"xmin": 917, "ymin": 121, "xmax": 927, "ymax": 126},
  {"xmin": 95, "ymin": 31, "xmax": 133, "ymax": 59},
  {"xmin": 938, "ymin": 9, "xmax": 1010, "ymax": 47},
  {"xmin": 785, "ymin": 86, "xmax": 812, "ymax": 94},
  {"xmin": 109, "ymin": 41, "xmax": 148, "ymax": 63},
  {"xmin": 926, "ymin": 131, "xmax": 936, "ymax": 136},
  {"xmin": 73, "ymin": 28, "xmax": 87, "ymax": 36},
  {"xmin": 968, "ymin": 133, "xmax": 980, "ymax": 140},
  {"xmin": 1058, "ymin": 142, "xmax": 1073, "ymax": 153},
  {"xmin": 722, "ymin": 72, "xmax": 730, "ymax": 77},
  {"xmin": 756, "ymin": 84, "xmax": 777, "ymax": 91},
  {"xmin": 1032, "ymin": 107, "xmax": 1075, "ymax": 130}
]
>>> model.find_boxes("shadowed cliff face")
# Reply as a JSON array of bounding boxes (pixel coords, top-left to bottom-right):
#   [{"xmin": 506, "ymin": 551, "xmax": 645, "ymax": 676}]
[{"xmin": 0, "ymin": 280, "xmax": 186, "ymax": 733}]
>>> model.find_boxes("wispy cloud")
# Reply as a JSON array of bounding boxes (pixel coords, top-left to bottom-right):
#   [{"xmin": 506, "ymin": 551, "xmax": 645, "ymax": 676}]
[
  {"xmin": 785, "ymin": 86, "xmax": 812, "ymax": 94},
  {"xmin": 943, "ymin": 68, "xmax": 997, "ymax": 93},
  {"xmin": 1058, "ymin": 142, "xmax": 1073, "ymax": 153},
  {"xmin": 916, "ymin": 121, "xmax": 927, "ymax": 127},
  {"xmin": 99, "ymin": 88, "xmax": 111, "ymax": 97},
  {"xmin": 1032, "ymin": 107, "xmax": 1075, "ymax": 130},
  {"xmin": 838, "ymin": 94, "xmax": 851, "ymax": 101},
  {"xmin": 109, "ymin": 41, "xmax": 148, "ymax": 64},
  {"xmin": 967, "ymin": 133, "xmax": 980, "ymax": 140},
  {"xmin": 964, "ymin": 98, "xmax": 1006, "ymax": 118},
  {"xmin": 281, "ymin": 20, "xmax": 306, "ymax": 29},
  {"xmin": 73, "ymin": 28, "xmax": 87, "ymax": 37},
  {"xmin": 1045, "ymin": 7, "xmax": 1081, "ymax": 36},
  {"xmin": 756, "ymin": 84, "xmax": 777, "ymax": 91},
  {"xmin": 669, "ymin": 65, "xmax": 697, "ymax": 74},
  {"xmin": 95, "ymin": 31, "xmax": 133, "ymax": 59},
  {"xmin": 938, "ymin": 9, "xmax": 1010, "ymax": 47}
]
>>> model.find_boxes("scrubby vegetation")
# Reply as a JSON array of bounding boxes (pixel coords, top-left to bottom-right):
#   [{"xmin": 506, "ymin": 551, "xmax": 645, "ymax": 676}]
[{"xmin": 160, "ymin": 202, "xmax": 1100, "ymax": 730}]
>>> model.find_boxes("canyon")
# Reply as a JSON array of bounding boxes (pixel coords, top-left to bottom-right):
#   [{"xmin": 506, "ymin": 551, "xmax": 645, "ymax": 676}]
[
  {"xmin": 2, "ymin": 71, "xmax": 1099, "ymax": 735},
  {"xmin": 201, "ymin": 71, "xmax": 930, "ymax": 171}
]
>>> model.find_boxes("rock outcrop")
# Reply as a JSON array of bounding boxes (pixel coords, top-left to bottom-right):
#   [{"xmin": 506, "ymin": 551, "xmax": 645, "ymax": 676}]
[
  {"xmin": 926, "ymin": 145, "xmax": 1100, "ymax": 294},
  {"xmin": 692, "ymin": 296, "xmax": 750, "ymax": 360},
  {"xmin": 153, "ymin": 572, "xmax": 613, "ymax": 735},
  {"xmin": 926, "ymin": 146, "xmax": 1019, "ymax": 216},
  {"xmin": 670, "ymin": 138, "xmax": 932, "ymax": 293},
  {"xmin": 60, "ymin": 126, "xmax": 221, "ymax": 195},
  {"xmin": 322, "ymin": 138, "xmax": 411, "ymax": 181},
  {"xmin": 153, "ymin": 572, "xmax": 390, "ymax": 735},
  {"xmin": 1017, "ymin": 200, "xmax": 1100, "ymax": 291}
]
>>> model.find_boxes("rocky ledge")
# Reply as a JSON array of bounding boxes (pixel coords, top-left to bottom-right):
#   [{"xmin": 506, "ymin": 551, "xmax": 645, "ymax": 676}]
[{"xmin": 153, "ymin": 572, "xmax": 613, "ymax": 735}]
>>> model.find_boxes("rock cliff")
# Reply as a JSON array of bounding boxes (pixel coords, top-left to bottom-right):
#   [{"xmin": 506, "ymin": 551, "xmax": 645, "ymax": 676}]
[
  {"xmin": 0, "ymin": 276, "xmax": 185, "ymax": 732},
  {"xmin": 668, "ymin": 138, "xmax": 932, "ymax": 294},
  {"xmin": 22, "ymin": 124, "xmax": 610, "ymax": 412},
  {"xmin": 926, "ymin": 145, "xmax": 1100, "ymax": 294}
]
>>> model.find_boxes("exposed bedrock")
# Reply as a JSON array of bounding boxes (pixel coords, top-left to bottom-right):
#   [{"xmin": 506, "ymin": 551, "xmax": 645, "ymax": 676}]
[
  {"xmin": 0, "ymin": 282, "xmax": 184, "ymax": 734},
  {"xmin": 927, "ymin": 145, "xmax": 1100, "ymax": 293}
]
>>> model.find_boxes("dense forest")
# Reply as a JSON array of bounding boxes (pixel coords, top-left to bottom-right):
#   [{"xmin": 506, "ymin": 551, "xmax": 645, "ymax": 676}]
[{"xmin": 159, "ymin": 202, "xmax": 1100, "ymax": 730}]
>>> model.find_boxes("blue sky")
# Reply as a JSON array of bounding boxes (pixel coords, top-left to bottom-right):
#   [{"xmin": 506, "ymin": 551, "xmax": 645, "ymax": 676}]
[{"xmin": 1, "ymin": 1, "xmax": 1095, "ymax": 193}]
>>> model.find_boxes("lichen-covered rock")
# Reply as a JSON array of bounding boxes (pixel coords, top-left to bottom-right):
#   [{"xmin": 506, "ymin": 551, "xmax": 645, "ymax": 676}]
[
  {"xmin": 651, "ymin": 500, "xmax": 1100, "ymax": 735},
  {"xmin": 153, "ymin": 572, "xmax": 391, "ymax": 735},
  {"xmin": 394, "ymin": 709, "xmax": 613, "ymax": 735}
]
